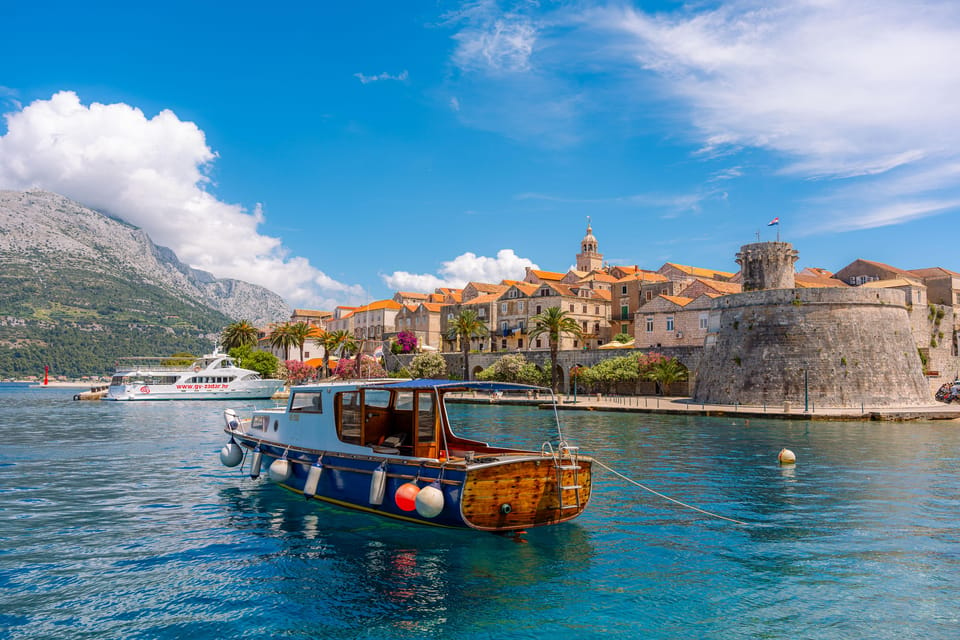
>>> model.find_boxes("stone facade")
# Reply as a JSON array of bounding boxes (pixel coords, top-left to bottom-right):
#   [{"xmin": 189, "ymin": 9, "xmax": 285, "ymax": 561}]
[
  {"xmin": 693, "ymin": 287, "xmax": 929, "ymax": 407},
  {"xmin": 736, "ymin": 242, "xmax": 798, "ymax": 291}
]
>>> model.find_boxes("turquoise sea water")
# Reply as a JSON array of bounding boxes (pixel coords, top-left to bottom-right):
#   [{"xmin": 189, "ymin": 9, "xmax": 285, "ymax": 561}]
[{"xmin": 2, "ymin": 383, "xmax": 959, "ymax": 639}]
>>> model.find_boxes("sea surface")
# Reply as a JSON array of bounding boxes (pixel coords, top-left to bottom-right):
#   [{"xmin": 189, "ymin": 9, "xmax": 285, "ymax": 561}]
[{"xmin": 2, "ymin": 383, "xmax": 959, "ymax": 639}]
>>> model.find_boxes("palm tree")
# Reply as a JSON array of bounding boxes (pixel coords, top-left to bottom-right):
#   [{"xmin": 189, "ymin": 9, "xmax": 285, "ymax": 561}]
[
  {"xmin": 528, "ymin": 306, "xmax": 584, "ymax": 392},
  {"xmin": 643, "ymin": 357, "xmax": 688, "ymax": 396},
  {"xmin": 220, "ymin": 320, "xmax": 259, "ymax": 352},
  {"xmin": 269, "ymin": 323, "xmax": 297, "ymax": 361},
  {"xmin": 287, "ymin": 321, "xmax": 314, "ymax": 361},
  {"xmin": 444, "ymin": 309, "xmax": 488, "ymax": 380}
]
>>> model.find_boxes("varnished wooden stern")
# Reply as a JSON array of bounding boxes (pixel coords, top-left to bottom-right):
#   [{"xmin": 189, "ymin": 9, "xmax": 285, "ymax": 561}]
[{"xmin": 459, "ymin": 454, "xmax": 593, "ymax": 531}]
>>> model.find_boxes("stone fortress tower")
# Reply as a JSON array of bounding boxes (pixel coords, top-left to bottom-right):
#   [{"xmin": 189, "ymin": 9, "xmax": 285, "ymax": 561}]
[
  {"xmin": 576, "ymin": 218, "xmax": 603, "ymax": 272},
  {"xmin": 693, "ymin": 241, "xmax": 930, "ymax": 408}
]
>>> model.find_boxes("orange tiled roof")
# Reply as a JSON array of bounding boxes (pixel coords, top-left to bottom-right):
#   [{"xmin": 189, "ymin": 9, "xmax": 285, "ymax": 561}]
[
  {"xmin": 663, "ymin": 262, "xmax": 735, "ymax": 279},
  {"xmin": 529, "ymin": 269, "xmax": 565, "ymax": 281},
  {"xmin": 794, "ymin": 274, "xmax": 848, "ymax": 288},
  {"xmin": 908, "ymin": 267, "xmax": 960, "ymax": 278},
  {"xmin": 421, "ymin": 303, "xmax": 443, "ymax": 312},
  {"xmin": 660, "ymin": 295, "xmax": 694, "ymax": 307}
]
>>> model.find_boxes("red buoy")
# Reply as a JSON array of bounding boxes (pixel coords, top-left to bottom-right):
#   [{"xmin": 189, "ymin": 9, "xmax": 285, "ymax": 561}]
[{"xmin": 395, "ymin": 482, "xmax": 420, "ymax": 511}]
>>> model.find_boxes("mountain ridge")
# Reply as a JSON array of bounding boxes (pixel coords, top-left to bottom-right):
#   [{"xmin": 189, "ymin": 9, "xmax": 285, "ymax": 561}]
[{"xmin": 0, "ymin": 189, "xmax": 291, "ymax": 377}]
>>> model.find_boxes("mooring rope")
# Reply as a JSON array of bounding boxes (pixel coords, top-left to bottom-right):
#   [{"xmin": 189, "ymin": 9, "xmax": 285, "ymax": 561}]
[{"xmin": 594, "ymin": 458, "xmax": 749, "ymax": 526}]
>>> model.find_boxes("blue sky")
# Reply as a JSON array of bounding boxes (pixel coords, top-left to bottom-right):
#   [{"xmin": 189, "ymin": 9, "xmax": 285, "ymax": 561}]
[{"xmin": 2, "ymin": 0, "xmax": 959, "ymax": 310}]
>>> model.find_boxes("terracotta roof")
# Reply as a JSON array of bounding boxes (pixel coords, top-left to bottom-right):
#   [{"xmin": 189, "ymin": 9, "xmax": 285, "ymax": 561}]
[
  {"xmin": 908, "ymin": 267, "xmax": 960, "ymax": 278},
  {"xmin": 357, "ymin": 299, "xmax": 403, "ymax": 312},
  {"xmin": 592, "ymin": 289, "xmax": 612, "ymax": 301},
  {"xmin": 660, "ymin": 295, "xmax": 694, "ymax": 307},
  {"xmin": 685, "ymin": 278, "xmax": 742, "ymax": 295},
  {"xmin": 463, "ymin": 292, "xmax": 501, "ymax": 305},
  {"xmin": 396, "ymin": 291, "xmax": 429, "ymax": 300},
  {"xmin": 861, "ymin": 278, "xmax": 922, "ymax": 289},
  {"xmin": 292, "ymin": 309, "xmax": 332, "ymax": 318},
  {"xmin": 583, "ymin": 272, "xmax": 618, "ymax": 283},
  {"xmin": 794, "ymin": 274, "xmax": 848, "ymax": 288},
  {"xmin": 799, "ymin": 267, "xmax": 835, "ymax": 278},
  {"xmin": 468, "ymin": 282, "xmax": 507, "ymax": 293},
  {"xmin": 421, "ymin": 302, "xmax": 443, "ymax": 312},
  {"xmin": 529, "ymin": 269, "xmax": 565, "ymax": 281},
  {"xmin": 854, "ymin": 259, "xmax": 918, "ymax": 279},
  {"xmin": 662, "ymin": 262, "xmax": 735, "ymax": 279}
]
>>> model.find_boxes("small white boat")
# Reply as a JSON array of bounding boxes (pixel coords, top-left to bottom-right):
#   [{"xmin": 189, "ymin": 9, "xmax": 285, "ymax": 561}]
[{"xmin": 106, "ymin": 351, "xmax": 284, "ymax": 401}]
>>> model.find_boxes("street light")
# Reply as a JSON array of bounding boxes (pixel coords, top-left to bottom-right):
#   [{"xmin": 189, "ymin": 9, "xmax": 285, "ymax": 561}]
[{"xmin": 571, "ymin": 365, "xmax": 580, "ymax": 404}]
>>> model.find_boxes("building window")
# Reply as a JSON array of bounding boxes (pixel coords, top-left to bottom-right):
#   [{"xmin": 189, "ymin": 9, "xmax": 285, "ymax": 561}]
[
  {"xmin": 595, "ymin": 306, "xmax": 600, "ymax": 315},
  {"xmin": 699, "ymin": 314, "xmax": 708, "ymax": 330},
  {"xmin": 666, "ymin": 316, "xmax": 674, "ymax": 332},
  {"xmin": 501, "ymin": 321, "xmax": 508, "ymax": 333},
  {"xmin": 536, "ymin": 339, "xmax": 542, "ymax": 348},
  {"xmin": 661, "ymin": 288, "xmax": 668, "ymax": 295},
  {"xmin": 621, "ymin": 324, "xmax": 628, "ymax": 334},
  {"xmin": 646, "ymin": 317, "xmax": 654, "ymax": 332},
  {"xmin": 540, "ymin": 288, "xmax": 550, "ymax": 296},
  {"xmin": 621, "ymin": 305, "xmax": 629, "ymax": 320},
  {"xmin": 645, "ymin": 291, "xmax": 652, "ymax": 301},
  {"xmin": 478, "ymin": 308, "xmax": 485, "ymax": 317},
  {"xmin": 536, "ymin": 305, "xmax": 542, "ymax": 314},
  {"xmin": 569, "ymin": 304, "xmax": 575, "ymax": 312},
  {"xmin": 501, "ymin": 303, "xmax": 507, "ymax": 313},
  {"xmin": 582, "ymin": 320, "xmax": 588, "ymax": 331},
  {"xmin": 517, "ymin": 339, "xmax": 523, "ymax": 348},
  {"xmin": 501, "ymin": 339, "xmax": 507, "ymax": 348},
  {"xmin": 509, "ymin": 289, "xmax": 517, "ymax": 298},
  {"xmin": 621, "ymin": 285, "xmax": 628, "ymax": 295},
  {"xmin": 518, "ymin": 301, "xmax": 524, "ymax": 312},
  {"xmin": 518, "ymin": 320, "xmax": 525, "ymax": 331},
  {"xmin": 582, "ymin": 304, "xmax": 587, "ymax": 313}
]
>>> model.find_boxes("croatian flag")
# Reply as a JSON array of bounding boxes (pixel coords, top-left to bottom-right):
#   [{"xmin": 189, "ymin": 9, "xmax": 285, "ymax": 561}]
[{"xmin": 767, "ymin": 217, "xmax": 780, "ymax": 226}]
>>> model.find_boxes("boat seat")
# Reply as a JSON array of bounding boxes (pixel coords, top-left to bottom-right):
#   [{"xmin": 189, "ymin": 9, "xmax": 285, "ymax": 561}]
[{"xmin": 370, "ymin": 432, "xmax": 406, "ymax": 454}]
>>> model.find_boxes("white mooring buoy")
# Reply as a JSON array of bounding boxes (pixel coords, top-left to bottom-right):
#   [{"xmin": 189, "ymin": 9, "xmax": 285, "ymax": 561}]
[{"xmin": 778, "ymin": 448, "xmax": 797, "ymax": 465}]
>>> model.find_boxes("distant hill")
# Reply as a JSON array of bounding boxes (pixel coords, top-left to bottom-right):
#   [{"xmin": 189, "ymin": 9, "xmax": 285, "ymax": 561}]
[{"xmin": 0, "ymin": 189, "xmax": 291, "ymax": 378}]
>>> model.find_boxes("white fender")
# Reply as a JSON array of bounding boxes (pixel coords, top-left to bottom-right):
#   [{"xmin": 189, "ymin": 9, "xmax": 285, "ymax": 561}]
[
  {"xmin": 219, "ymin": 441, "xmax": 243, "ymax": 467},
  {"xmin": 303, "ymin": 461, "xmax": 323, "ymax": 498},
  {"xmin": 369, "ymin": 466, "xmax": 387, "ymax": 505},
  {"xmin": 415, "ymin": 483, "xmax": 445, "ymax": 518},
  {"xmin": 269, "ymin": 458, "xmax": 292, "ymax": 483},
  {"xmin": 249, "ymin": 448, "xmax": 263, "ymax": 479}
]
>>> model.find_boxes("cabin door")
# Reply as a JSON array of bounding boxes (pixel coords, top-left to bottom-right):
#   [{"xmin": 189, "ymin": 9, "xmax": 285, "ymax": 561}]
[{"xmin": 413, "ymin": 391, "xmax": 438, "ymax": 458}]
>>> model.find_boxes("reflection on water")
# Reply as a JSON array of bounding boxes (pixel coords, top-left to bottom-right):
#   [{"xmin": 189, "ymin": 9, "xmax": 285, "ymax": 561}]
[{"xmin": 3, "ymin": 386, "xmax": 960, "ymax": 639}]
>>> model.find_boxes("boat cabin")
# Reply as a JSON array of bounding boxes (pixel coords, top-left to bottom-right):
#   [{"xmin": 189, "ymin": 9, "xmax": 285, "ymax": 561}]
[{"xmin": 282, "ymin": 380, "xmax": 538, "ymax": 460}]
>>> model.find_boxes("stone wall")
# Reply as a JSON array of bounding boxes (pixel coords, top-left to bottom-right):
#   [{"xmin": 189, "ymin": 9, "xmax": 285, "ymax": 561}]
[{"xmin": 692, "ymin": 287, "xmax": 930, "ymax": 407}]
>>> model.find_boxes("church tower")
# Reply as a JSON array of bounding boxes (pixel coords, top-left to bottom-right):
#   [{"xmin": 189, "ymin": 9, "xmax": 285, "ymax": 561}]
[{"xmin": 576, "ymin": 218, "xmax": 603, "ymax": 272}]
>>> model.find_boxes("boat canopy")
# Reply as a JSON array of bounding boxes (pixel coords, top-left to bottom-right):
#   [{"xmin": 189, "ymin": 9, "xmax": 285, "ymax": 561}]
[{"xmin": 367, "ymin": 379, "xmax": 548, "ymax": 393}]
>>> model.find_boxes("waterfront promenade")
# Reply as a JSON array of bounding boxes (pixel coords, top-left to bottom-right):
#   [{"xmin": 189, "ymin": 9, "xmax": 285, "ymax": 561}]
[
  {"xmin": 452, "ymin": 392, "xmax": 960, "ymax": 421},
  {"xmin": 556, "ymin": 394, "xmax": 960, "ymax": 421}
]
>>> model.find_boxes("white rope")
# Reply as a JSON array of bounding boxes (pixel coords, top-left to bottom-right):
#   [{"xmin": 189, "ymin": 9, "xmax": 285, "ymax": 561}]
[{"xmin": 594, "ymin": 458, "xmax": 749, "ymax": 526}]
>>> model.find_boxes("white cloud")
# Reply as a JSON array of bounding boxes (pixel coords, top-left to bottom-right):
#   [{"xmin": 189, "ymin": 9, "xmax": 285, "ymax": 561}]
[
  {"xmin": 382, "ymin": 249, "xmax": 538, "ymax": 291},
  {"xmin": 354, "ymin": 70, "xmax": 409, "ymax": 84},
  {"xmin": 0, "ymin": 91, "xmax": 367, "ymax": 308}
]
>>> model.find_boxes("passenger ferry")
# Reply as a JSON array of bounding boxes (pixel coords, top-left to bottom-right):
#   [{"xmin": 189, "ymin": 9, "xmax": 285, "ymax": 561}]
[
  {"xmin": 106, "ymin": 351, "xmax": 285, "ymax": 401},
  {"xmin": 218, "ymin": 379, "xmax": 592, "ymax": 532}
]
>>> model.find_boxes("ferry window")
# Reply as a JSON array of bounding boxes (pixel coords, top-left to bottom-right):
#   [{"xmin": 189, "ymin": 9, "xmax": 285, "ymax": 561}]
[
  {"xmin": 291, "ymin": 391, "xmax": 323, "ymax": 413},
  {"xmin": 251, "ymin": 415, "xmax": 268, "ymax": 431}
]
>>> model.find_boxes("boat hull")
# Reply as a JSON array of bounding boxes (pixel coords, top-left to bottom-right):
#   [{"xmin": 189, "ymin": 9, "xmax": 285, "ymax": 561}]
[
  {"xmin": 231, "ymin": 436, "xmax": 591, "ymax": 531},
  {"xmin": 106, "ymin": 381, "xmax": 284, "ymax": 401}
]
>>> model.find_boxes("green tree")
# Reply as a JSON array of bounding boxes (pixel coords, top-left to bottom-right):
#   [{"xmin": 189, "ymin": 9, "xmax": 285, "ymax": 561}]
[
  {"xmin": 287, "ymin": 321, "xmax": 314, "ymax": 361},
  {"xmin": 269, "ymin": 323, "xmax": 297, "ymax": 361},
  {"xmin": 528, "ymin": 306, "xmax": 583, "ymax": 392},
  {"xmin": 587, "ymin": 355, "xmax": 640, "ymax": 394},
  {"xmin": 409, "ymin": 351, "xmax": 448, "ymax": 379},
  {"xmin": 220, "ymin": 320, "xmax": 259, "ymax": 352},
  {"xmin": 612, "ymin": 332, "xmax": 633, "ymax": 344},
  {"xmin": 318, "ymin": 330, "xmax": 346, "ymax": 378},
  {"xmin": 444, "ymin": 309, "xmax": 488, "ymax": 381},
  {"xmin": 643, "ymin": 357, "xmax": 688, "ymax": 395},
  {"xmin": 229, "ymin": 345, "xmax": 280, "ymax": 379}
]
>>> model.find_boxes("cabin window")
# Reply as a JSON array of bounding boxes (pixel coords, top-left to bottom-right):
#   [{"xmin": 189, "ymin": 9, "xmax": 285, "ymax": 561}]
[
  {"xmin": 417, "ymin": 393, "xmax": 436, "ymax": 446},
  {"xmin": 364, "ymin": 389, "xmax": 391, "ymax": 408},
  {"xmin": 335, "ymin": 392, "xmax": 362, "ymax": 444},
  {"xmin": 251, "ymin": 415, "xmax": 269, "ymax": 431},
  {"xmin": 290, "ymin": 391, "xmax": 323, "ymax": 413},
  {"xmin": 394, "ymin": 391, "xmax": 414, "ymax": 411}
]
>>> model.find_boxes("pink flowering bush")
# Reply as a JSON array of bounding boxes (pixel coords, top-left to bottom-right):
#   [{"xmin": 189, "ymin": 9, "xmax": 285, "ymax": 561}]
[{"xmin": 284, "ymin": 360, "xmax": 318, "ymax": 385}]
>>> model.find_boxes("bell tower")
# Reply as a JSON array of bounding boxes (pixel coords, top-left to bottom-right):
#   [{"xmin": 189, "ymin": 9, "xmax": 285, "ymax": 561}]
[{"xmin": 576, "ymin": 217, "xmax": 603, "ymax": 272}]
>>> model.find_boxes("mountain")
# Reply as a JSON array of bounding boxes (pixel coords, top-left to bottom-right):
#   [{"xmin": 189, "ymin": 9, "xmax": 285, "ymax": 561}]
[{"xmin": 0, "ymin": 189, "xmax": 291, "ymax": 378}]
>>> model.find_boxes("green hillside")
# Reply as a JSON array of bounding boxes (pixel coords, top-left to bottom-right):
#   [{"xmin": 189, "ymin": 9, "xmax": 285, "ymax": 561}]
[{"xmin": 0, "ymin": 261, "xmax": 232, "ymax": 379}]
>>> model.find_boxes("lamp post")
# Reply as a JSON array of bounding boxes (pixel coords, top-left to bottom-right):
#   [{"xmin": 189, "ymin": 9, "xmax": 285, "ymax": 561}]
[
  {"xmin": 804, "ymin": 367, "xmax": 809, "ymax": 413},
  {"xmin": 571, "ymin": 365, "xmax": 580, "ymax": 404}
]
